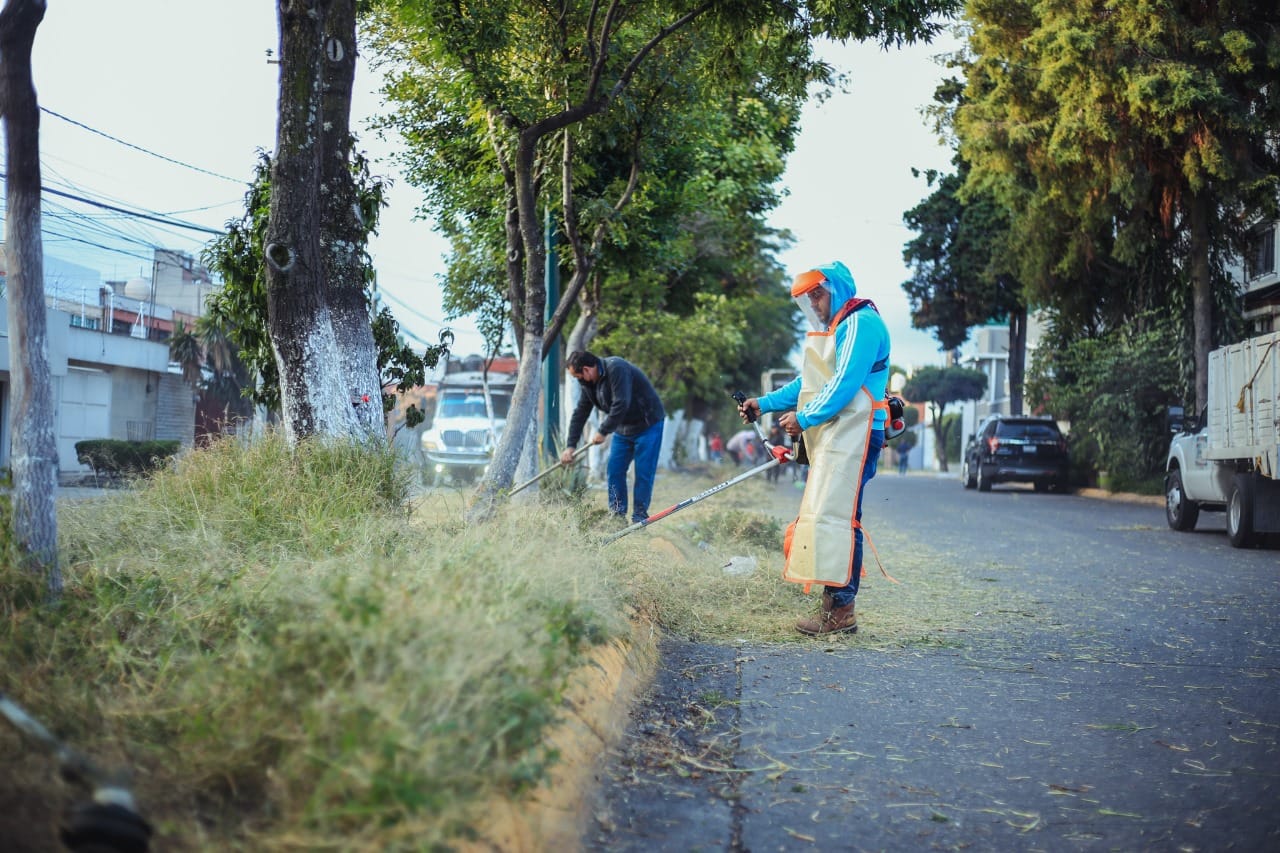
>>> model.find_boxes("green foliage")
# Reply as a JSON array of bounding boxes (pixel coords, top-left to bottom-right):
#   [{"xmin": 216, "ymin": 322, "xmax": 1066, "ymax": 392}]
[
  {"xmin": 902, "ymin": 365, "xmax": 987, "ymax": 411},
  {"xmin": 954, "ymin": 0, "xmax": 1280, "ymax": 405},
  {"xmin": 594, "ymin": 291, "xmax": 794, "ymax": 419},
  {"xmin": 194, "ymin": 313, "xmax": 255, "ymax": 423},
  {"xmin": 202, "ymin": 153, "xmax": 276, "ymax": 408},
  {"xmin": 167, "ymin": 320, "xmax": 202, "ymax": 386},
  {"xmin": 902, "ymin": 157, "xmax": 1023, "ymax": 352},
  {"xmin": 0, "ymin": 468, "xmax": 16, "ymax": 572},
  {"xmin": 902, "ymin": 365, "xmax": 986, "ymax": 469},
  {"xmin": 1025, "ymin": 312, "xmax": 1184, "ymax": 484},
  {"xmin": 364, "ymin": 0, "xmax": 955, "ymax": 413},
  {"xmin": 939, "ymin": 412, "xmax": 963, "ymax": 463},
  {"xmin": 73, "ymin": 440, "xmax": 181, "ymax": 481}
]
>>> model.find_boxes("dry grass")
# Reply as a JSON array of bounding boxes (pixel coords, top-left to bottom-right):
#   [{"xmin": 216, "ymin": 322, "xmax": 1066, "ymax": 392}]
[{"xmin": 599, "ymin": 464, "xmax": 1039, "ymax": 648}]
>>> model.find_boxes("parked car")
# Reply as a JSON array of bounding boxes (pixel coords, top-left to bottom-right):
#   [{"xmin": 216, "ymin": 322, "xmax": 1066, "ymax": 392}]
[{"xmin": 962, "ymin": 414, "xmax": 1070, "ymax": 492}]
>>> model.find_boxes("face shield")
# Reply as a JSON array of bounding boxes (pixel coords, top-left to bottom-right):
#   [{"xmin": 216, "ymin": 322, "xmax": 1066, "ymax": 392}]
[{"xmin": 791, "ymin": 270, "xmax": 831, "ymax": 332}]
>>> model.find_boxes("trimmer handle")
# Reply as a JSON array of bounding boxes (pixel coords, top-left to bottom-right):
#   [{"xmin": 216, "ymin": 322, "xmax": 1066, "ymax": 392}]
[{"xmin": 731, "ymin": 391, "xmax": 756, "ymax": 423}]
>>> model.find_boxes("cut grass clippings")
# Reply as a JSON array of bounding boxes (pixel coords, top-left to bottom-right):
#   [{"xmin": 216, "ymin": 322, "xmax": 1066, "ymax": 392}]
[
  {"xmin": 610, "ymin": 464, "xmax": 1043, "ymax": 649},
  {"xmin": 1, "ymin": 441, "xmax": 1039, "ymax": 850}
]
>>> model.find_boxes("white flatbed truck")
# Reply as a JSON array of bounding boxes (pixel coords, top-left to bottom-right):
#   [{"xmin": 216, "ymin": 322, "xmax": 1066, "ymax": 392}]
[{"xmin": 1165, "ymin": 330, "xmax": 1280, "ymax": 547}]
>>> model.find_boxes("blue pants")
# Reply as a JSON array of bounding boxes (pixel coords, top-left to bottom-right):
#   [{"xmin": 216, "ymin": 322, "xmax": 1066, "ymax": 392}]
[
  {"xmin": 608, "ymin": 420, "xmax": 664, "ymax": 523},
  {"xmin": 829, "ymin": 430, "xmax": 884, "ymax": 608}
]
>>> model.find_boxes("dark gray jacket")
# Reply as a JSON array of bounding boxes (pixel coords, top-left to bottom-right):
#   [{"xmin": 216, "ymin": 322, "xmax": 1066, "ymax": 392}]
[{"xmin": 567, "ymin": 356, "xmax": 665, "ymax": 445}]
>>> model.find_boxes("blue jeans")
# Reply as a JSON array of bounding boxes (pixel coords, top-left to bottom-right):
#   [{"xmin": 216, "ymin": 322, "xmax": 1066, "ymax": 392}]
[
  {"xmin": 608, "ymin": 420, "xmax": 664, "ymax": 522},
  {"xmin": 829, "ymin": 429, "xmax": 884, "ymax": 608}
]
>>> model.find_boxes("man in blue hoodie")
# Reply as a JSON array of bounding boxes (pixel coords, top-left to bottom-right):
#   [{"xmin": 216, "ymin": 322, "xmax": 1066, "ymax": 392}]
[{"xmin": 738, "ymin": 261, "xmax": 890, "ymax": 635}]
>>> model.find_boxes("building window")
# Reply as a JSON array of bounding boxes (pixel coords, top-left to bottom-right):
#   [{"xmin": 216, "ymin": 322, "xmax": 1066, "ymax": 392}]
[
  {"xmin": 69, "ymin": 315, "xmax": 100, "ymax": 330},
  {"xmin": 1246, "ymin": 224, "xmax": 1276, "ymax": 280}
]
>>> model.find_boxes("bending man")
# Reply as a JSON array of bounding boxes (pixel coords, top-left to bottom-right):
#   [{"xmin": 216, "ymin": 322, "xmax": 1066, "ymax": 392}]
[
  {"xmin": 562, "ymin": 350, "xmax": 666, "ymax": 523},
  {"xmin": 738, "ymin": 261, "xmax": 890, "ymax": 636}
]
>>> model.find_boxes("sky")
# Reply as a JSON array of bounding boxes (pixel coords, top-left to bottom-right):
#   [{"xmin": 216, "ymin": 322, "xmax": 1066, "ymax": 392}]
[{"xmin": 19, "ymin": 1, "xmax": 961, "ymax": 371}]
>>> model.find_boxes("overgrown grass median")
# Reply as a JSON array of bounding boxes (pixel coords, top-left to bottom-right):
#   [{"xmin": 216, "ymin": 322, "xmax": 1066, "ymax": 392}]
[
  {"xmin": 4, "ymin": 436, "xmax": 625, "ymax": 849},
  {"xmin": 2, "ymin": 438, "xmax": 1034, "ymax": 849}
]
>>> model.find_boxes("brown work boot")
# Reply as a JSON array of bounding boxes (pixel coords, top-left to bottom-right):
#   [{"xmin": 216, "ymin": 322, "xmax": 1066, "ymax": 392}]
[{"xmin": 795, "ymin": 591, "xmax": 857, "ymax": 636}]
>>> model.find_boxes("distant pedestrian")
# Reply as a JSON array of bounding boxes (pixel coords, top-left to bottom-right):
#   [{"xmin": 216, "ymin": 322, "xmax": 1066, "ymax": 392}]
[
  {"xmin": 709, "ymin": 432, "xmax": 724, "ymax": 463},
  {"xmin": 726, "ymin": 429, "xmax": 756, "ymax": 466},
  {"xmin": 898, "ymin": 449, "xmax": 909, "ymax": 476},
  {"xmin": 561, "ymin": 350, "xmax": 665, "ymax": 524}
]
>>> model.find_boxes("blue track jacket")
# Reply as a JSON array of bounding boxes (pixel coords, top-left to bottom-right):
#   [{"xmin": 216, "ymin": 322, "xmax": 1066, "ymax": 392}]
[{"xmin": 758, "ymin": 261, "xmax": 890, "ymax": 430}]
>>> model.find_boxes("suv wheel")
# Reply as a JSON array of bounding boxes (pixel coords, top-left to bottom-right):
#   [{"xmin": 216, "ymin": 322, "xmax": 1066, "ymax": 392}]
[
  {"xmin": 962, "ymin": 458, "xmax": 976, "ymax": 489},
  {"xmin": 977, "ymin": 464, "xmax": 992, "ymax": 492},
  {"xmin": 1164, "ymin": 468, "xmax": 1199, "ymax": 531}
]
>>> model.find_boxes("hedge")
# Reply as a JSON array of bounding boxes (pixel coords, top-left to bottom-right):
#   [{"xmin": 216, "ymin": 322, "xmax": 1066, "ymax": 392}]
[{"xmin": 75, "ymin": 439, "xmax": 181, "ymax": 480}]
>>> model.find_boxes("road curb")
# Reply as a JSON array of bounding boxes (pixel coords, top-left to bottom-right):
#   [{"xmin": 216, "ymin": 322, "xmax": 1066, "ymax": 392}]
[
  {"xmin": 1075, "ymin": 486, "xmax": 1165, "ymax": 507},
  {"xmin": 464, "ymin": 615, "xmax": 659, "ymax": 852}
]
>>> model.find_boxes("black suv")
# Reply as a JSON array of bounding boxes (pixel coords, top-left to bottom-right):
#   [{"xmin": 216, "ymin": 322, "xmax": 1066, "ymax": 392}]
[{"xmin": 962, "ymin": 415, "xmax": 1070, "ymax": 492}]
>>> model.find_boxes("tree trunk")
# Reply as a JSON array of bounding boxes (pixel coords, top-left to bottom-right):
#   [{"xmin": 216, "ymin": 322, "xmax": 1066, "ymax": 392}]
[
  {"xmin": 1007, "ymin": 302, "xmax": 1027, "ymax": 416},
  {"xmin": 266, "ymin": 0, "xmax": 355, "ymax": 442},
  {"xmin": 1, "ymin": 0, "xmax": 60, "ymax": 598},
  {"xmin": 1188, "ymin": 190, "xmax": 1212, "ymax": 414},
  {"xmin": 565, "ymin": 297, "xmax": 598, "ymax": 355},
  {"xmin": 470, "ymin": 131, "xmax": 547, "ymax": 518},
  {"xmin": 931, "ymin": 403, "xmax": 950, "ymax": 472},
  {"xmin": 468, "ymin": 331, "xmax": 543, "ymax": 521},
  {"xmin": 319, "ymin": 0, "xmax": 384, "ymax": 440}
]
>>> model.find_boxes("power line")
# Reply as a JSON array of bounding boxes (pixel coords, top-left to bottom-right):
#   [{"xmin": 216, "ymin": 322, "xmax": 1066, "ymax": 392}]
[
  {"xmin": 42, "ymin": 184, "xmax": 224, "ymax": 235},
  {"xmin": 378, "ymin": 285, "xmax": 450, "ymax": 327},
  {"xmin": 0, "ymin": 173, "xmax": 225, "ymax": 236},
  {"xmin": 40, "ymin": 106, "xmax": 244, "ymax": 184},
  {"xmin": 38, "ymin": 227, "xmax": 155, "ymax": 265}
]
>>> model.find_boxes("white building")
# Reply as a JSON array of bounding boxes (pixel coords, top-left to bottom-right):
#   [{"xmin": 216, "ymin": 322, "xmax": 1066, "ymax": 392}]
[
  {"xmin": 1, "ymin": 249, "xmax": 207, "ymax": 479},
  {"xmin": 955, "ymin": 318, "xmax": 1047, "ymax": 451}
]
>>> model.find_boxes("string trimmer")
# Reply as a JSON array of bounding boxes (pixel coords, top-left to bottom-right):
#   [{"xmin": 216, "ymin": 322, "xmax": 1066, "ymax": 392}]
[{"xmin": 603, "ymin": 391, "xmax": 792, "ymax": 544}]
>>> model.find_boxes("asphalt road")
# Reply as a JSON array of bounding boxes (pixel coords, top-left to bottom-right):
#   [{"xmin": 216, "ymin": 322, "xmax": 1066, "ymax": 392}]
[{"xmin": 589, "ymin": 474, "xmax": 1280, "ymax": 852}]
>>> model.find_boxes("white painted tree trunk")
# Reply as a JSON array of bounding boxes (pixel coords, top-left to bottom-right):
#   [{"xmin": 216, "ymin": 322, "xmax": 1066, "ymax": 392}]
[
  {"xmin": 266, "ymin": 0, "xmax": 360, "ymax": 442},
  {"xmin": 321, "ymin": 0, "xmax": 384, "ymax": 441}
]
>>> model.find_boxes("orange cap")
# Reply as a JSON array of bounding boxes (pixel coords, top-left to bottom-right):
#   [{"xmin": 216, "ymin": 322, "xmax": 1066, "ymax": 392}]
[{"xmin": 791, "ymin": 269, "xmax": 827, "ymax": 297}]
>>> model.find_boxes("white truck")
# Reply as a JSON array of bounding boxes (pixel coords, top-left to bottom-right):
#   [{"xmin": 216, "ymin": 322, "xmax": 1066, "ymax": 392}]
[
  {"xmin": 420, "ymin": 357, "xmax": 517, "ymax": 485},
  {"xmin": 1165, "ymin": 330, "xmax": 1280, "ymax": 547}
]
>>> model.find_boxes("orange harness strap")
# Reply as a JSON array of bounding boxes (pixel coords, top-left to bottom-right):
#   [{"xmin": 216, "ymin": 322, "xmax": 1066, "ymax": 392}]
[{"xmin": 852, "ymin": 519, "xmax": 899, "ymax": 584}]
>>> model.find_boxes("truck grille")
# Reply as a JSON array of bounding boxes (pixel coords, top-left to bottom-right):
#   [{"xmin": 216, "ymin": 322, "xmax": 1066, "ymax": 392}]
[{"xmin": 441, "ymin": 429, "xmax": 491, "ymax": 449}]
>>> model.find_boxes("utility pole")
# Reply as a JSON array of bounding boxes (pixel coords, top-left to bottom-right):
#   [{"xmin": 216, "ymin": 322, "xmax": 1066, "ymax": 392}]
[{"xmin": 542, "ymin": 207, "xmax": 560, "ymax": 461}]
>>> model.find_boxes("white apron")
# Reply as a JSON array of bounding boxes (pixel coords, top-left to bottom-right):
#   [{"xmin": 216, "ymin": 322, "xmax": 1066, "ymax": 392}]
[{"xmin": 783, "ymin": 318, "xmax": 883, "ymax": 592}]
